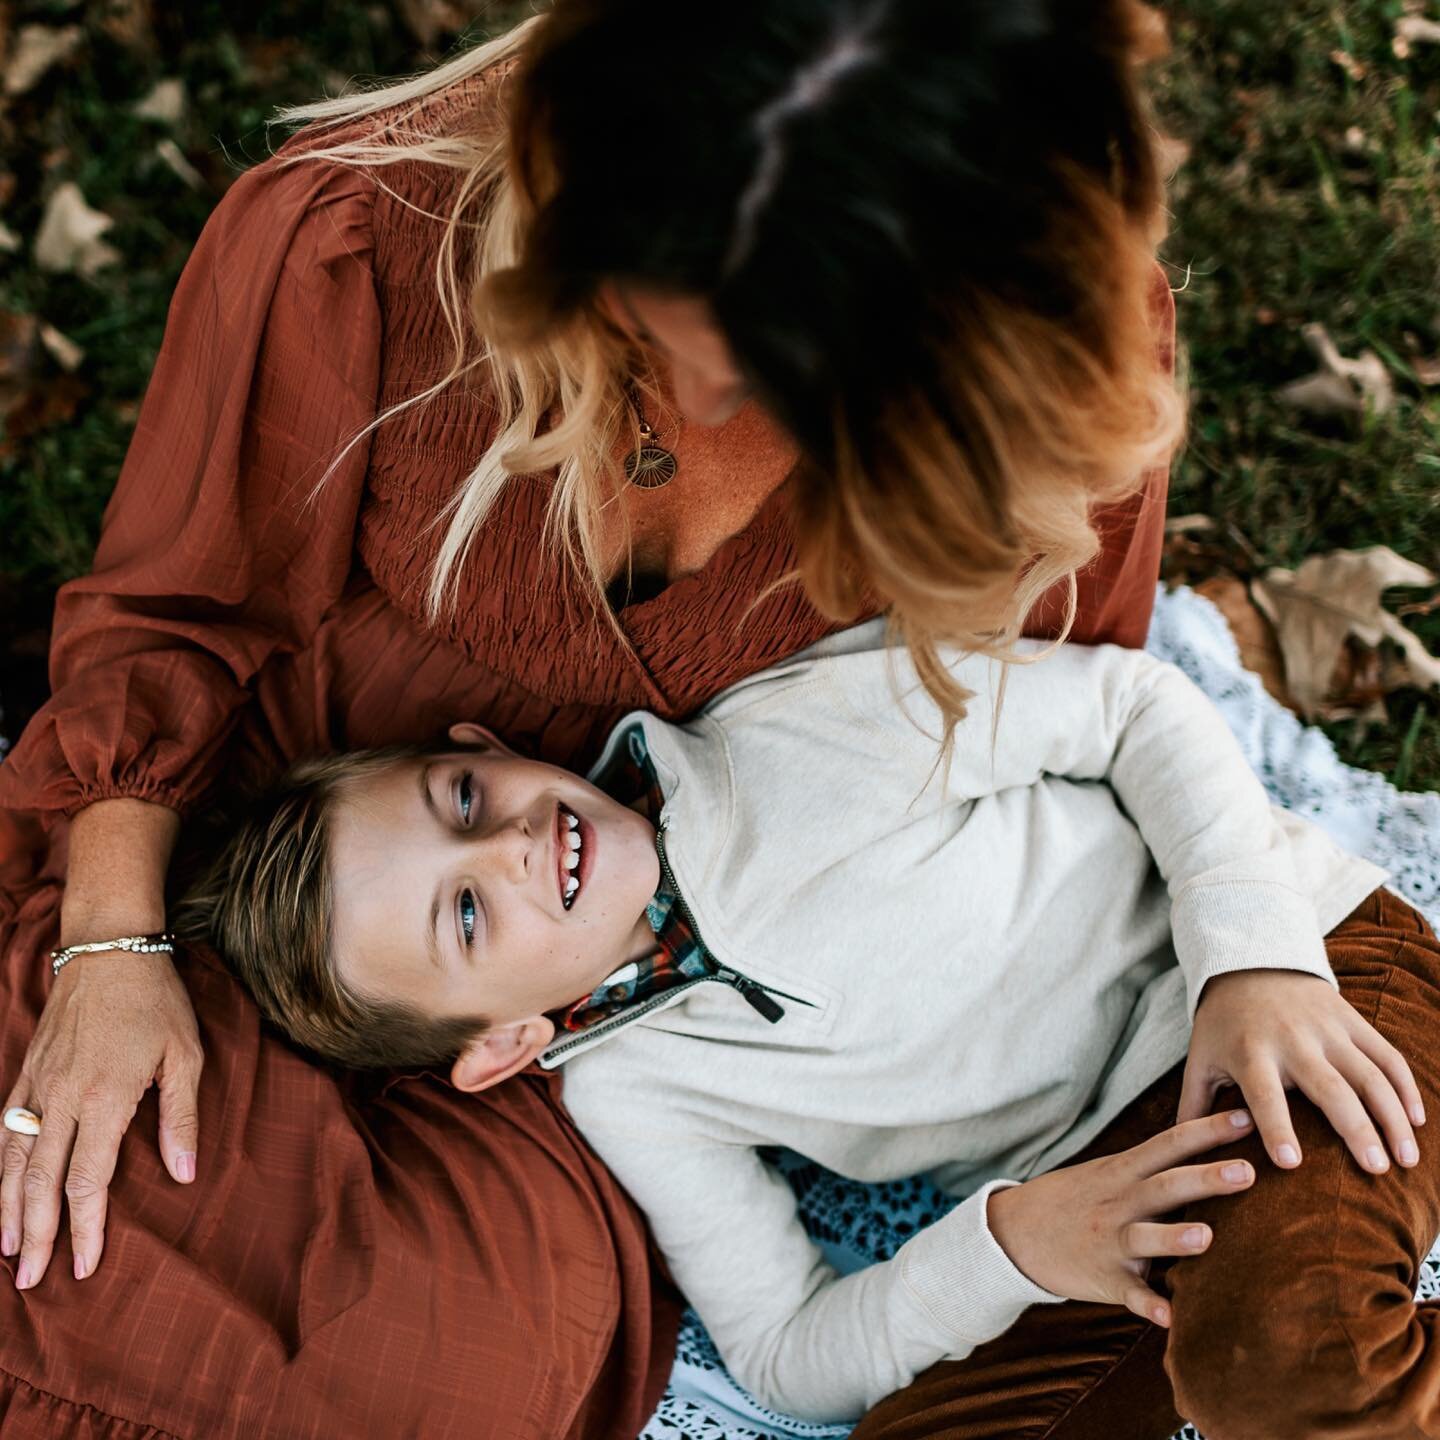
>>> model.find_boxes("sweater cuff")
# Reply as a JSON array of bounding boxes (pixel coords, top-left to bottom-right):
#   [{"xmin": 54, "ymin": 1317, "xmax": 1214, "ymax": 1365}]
[
  {"xmin": 1171, "ymin": 878, "xmax": 1338, "ymax": 1022},
  {"xmin": 898, "ymin": 1180, "xmax": 1066, "ymax": 1348}
]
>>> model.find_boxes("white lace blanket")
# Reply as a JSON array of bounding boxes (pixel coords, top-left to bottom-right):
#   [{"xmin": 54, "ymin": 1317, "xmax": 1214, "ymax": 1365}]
[{"xmin": 641, "ymin": 583, "xmax": 1440, "ymax": 1440}]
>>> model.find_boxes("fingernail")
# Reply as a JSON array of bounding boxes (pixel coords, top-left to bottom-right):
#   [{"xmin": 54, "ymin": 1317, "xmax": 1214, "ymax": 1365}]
[
  {"xmin": 176, "ymin": 1153, "xmax": 196, "ymax": 1183},
  {"xmin": 1278, "ymin": 1144, "xmax": 1300, "ymax": 1167},
  {"xmin": 0, "ymin": 1231, "xmax": 14, "ymax": 1258},
  {"xmin": 1182, "ymin": 1226, "xmax": 1208, "ymax": 1249},
  {"xmin": 1413, "ymin": 1104, "xmax": 1427, "ymax": 1126},
  {"xmin": 1367, "ymin": 1145, "xmax": 1388, "ymax": 1172},
  {"xmin": 1230, "ymin": 1110, "xmax": 1252, "ymax": 1128},
  {"xmin": 1152, "ymin": 1304, "xmax": 1169, "ymax": 1325},
  {"xmin": 15, "ymin": 1260, "xmax": 32, "ymax": 1291},
  {"xmin": 1222, "ymin": 1162, "xmax": 1251, "ymax": 1183},
  {"xmin": 1401, "ymin": 1140, "xmax": 1419, "ymax": 1166},
  {"xmin": 73, "ymin": 1254, "xmax": 87, "ymax": 1281}
]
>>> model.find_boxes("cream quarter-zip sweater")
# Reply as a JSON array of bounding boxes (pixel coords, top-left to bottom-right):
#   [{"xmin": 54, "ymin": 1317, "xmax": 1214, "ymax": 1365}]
[{"xmin": 548, "ymin": 620, "xmax": 1385, "ymax": 1422}]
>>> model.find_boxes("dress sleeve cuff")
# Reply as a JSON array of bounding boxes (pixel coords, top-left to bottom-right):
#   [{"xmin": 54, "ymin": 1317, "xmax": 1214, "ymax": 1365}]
[{"xmin": 898, "ymin": 1179, "xmax": 1067, "ymax": 1348}]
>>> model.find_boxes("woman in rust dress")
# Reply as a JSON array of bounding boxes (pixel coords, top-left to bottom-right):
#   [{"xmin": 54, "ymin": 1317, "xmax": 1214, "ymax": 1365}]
[{"xmin": 0, "ymin": 2, "xmax": 1179, "ymax": 1435}]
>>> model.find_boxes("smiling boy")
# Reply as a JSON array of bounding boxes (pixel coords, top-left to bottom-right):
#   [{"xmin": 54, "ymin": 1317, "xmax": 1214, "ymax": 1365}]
[{"xmin": 179, "ymin": 619, "xmax": 1436, "ymax": 1428}]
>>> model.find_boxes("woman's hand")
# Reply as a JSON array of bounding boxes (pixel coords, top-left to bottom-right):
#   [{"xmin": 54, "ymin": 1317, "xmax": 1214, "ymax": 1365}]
[
  {"xmin": 987, "ymin": 1108, "xmax": 1258, "ymax": 1326},
  {"xmin": 1176, "ymin": 969, "xmax": 1426, "ymax": 1175},
  {"xmin": 0, "ymin": 797, "xmax": 200, "ymax": 1289},
  {"xmin": 1, "ymin": 954, "xmax": 203, "ymax": 1287}
]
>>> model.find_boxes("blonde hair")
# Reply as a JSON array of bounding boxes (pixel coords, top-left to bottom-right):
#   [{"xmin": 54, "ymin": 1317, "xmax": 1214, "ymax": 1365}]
[
  {"xmin": 273, "ymin": 1, "xmax": 1185, "ymax": 739},
  {"xmin": 173, "ymin": 747, "xmax": 490, "ymax": 1069}
]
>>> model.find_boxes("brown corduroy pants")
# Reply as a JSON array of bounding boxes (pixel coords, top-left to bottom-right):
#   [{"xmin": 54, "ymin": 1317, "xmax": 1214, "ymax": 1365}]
[{"xmin": 851, "ymin": 887, "xmax": 1440, "ymax": 1440}]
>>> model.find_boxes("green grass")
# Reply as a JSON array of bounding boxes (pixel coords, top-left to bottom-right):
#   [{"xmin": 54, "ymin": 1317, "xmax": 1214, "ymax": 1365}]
[
  {"xmin": 1154, "ymin": 0, "xmax": 1440, "ymax": 788},
  {"xmin": 1, "ymin": 0, "xmax": 1437, "ymax": 789}
]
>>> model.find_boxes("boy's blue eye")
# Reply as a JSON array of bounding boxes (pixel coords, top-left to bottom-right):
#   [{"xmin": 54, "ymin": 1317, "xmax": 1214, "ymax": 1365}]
[
  {"xmin": 458, "ymin": 772, "xmax": 474, "ymax": 825},
  {"xmin": 460, "ymin": 890, "xmax": 477, "ymax": 945}
]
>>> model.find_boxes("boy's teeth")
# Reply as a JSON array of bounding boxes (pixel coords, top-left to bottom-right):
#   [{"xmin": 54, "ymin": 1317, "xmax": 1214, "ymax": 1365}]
[
  {"xmin": 564, "ymin": 851, "xmax": 579, "ymax": 870},
  {"xmin": 565, "ymin": 876, "xmax": 579, "ymax": 897},
  {"xmin": 565, "ymin": 813, "xmax": 578, "ymax": 830},
  {"xmin": 566, "ymin": 831, "xmax": 582, "ymax": 851}
]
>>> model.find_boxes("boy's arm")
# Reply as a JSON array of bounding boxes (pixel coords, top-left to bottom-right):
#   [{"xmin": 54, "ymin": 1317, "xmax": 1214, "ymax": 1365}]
[
  {"xmin": 934, "ymin": 643, "xmax": 1340, "ymax": 1018},
  {"xmin": 568, "ymin": 1103, "xmax": 1062, "ymax": 1424}
]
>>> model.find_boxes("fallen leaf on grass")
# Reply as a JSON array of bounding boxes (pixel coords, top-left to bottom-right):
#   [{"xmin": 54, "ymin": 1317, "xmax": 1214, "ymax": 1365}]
[
  {"xmin": 396, "ymin": 0, "xmax": 479, "ymax": 49},
  {"xmin": 1252, "ymin": 546, "xmax": 1440, "ymax": 720},
  {"xmin": 1195, "ymin": 575, "xmax": 1293, "ymax": 707},
  {"xmin": 0, "ymin": 309, "xmax": 88, "ymax": 445},
  {"xmin": 154, "ymin": 138, "xmax": 204, "ymax": 190},
  {"xmin": 132, "ymin": 77, "xmax": 186, "ymax": 124},
  {"xmin": 1394, "ymin": 16, "xmax": 1440, "ymax": 57},
  {"xmin": 1275, "ymin": 322, "xmax": 1394, "ymax": 418},
  {"xmin": 37, "ymin": 321, "xmax": 84, "ymax": 372},
  {"xmin": 33, "ymin": 181, "xmax": 121, "ymax": 276},
  {"xmin": 3, "ymin": 25, "xmax": 83, "ymax": 96}
]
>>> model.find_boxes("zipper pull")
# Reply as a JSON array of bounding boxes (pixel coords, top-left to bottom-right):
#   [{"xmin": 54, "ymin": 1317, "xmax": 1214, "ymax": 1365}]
[{"xmin": 725, "ymin": 972, "xmax": 785, "ymax": 1023}]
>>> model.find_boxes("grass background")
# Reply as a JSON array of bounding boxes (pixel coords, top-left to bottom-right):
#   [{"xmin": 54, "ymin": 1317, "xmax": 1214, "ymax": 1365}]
[{"xmin": 1, "ymin": 0, "xmax": 1437, "ymax": 787}]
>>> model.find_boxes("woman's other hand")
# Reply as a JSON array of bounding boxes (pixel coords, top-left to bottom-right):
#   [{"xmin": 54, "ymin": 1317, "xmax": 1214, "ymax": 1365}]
[
  {"xmin": 0, "ymin": 798, "xmax": 200, "ymax": 1288},
  {"xmin": 986, "ymin": 1108, "xmax": 1257, "ymax": 1326},
  {"xmin": 1176, "ymin": 968, "xmax": 1426, "ymax": 1176}
]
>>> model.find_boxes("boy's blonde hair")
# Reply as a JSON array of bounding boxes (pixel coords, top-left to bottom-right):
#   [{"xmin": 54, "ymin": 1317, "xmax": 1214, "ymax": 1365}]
[{"xmin": 174, "ymin": 747, "xmax": 490, "ymax": 1070}]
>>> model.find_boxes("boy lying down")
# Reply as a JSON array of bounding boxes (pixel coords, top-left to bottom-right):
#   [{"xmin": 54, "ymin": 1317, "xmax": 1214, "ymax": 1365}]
[{"xmin": 179, "ymin": 620, "xmax": 1427, "ymax": 1426}]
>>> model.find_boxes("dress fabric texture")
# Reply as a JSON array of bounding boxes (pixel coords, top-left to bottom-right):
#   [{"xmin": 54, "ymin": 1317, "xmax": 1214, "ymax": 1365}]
[{"xmin": 0, "ymin": 75, "xmax": 1176, "ymax": 1440}]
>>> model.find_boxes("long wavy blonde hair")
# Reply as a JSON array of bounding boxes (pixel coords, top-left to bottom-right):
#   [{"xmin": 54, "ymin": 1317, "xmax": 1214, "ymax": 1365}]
[{"xmin": 275, "ymin": 0, "xmax": 1184, "ymax": 734}]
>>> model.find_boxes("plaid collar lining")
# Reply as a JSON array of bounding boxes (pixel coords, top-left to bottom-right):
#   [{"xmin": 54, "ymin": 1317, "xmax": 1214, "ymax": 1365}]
[{"xmin": 556, "ymin": 725, "xmax": 716, "ymax": 1032}]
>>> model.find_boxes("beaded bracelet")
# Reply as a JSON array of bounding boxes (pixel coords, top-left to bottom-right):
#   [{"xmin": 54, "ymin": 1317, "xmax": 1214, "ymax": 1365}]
[{"xmin": 49, "ymin": 932, "xmax": 177, "ymax": 978}]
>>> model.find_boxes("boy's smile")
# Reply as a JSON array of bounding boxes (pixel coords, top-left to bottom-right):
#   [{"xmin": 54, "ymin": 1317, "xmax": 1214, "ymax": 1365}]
[{"xmin": 327, "ymin": 724, "xmax": 661, "ymax": 1051}]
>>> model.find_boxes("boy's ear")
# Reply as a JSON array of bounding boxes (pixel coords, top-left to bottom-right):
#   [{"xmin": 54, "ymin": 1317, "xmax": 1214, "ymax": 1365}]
[
  {"xmin": 450, "ymin": 1015, "xmax": 556, "ymax": 1094},
  {"xmin": 446, "ymin": 722, "xmax": 513, "ymax": 753}
]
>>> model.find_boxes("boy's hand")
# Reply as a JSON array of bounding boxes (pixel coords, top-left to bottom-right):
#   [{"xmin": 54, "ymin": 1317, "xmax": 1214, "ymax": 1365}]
[
  {"xmin": 987, "ymin": 1108, "xmax": 1257, "ymax": 1326},
  {"xmin": 1176, "ymin": 969, "xmax": 1425, "ymax": 1175}
]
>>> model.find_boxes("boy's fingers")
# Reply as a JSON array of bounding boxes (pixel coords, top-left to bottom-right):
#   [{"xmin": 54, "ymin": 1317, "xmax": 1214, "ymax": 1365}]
[
  {"xmin": 1174, "ymin": 1059, "xmax": 1218, "ymax": 1127},
  {"xmin": 1333, "ymin": 1047, "xmax": 1418, "ymax": 1169},
  {"xmin": 1350, "ymin": 1024, "xmax": 1426, "ymax": 1130},
  {"xmin": 1233, "ymin": 1061, "xmax": 1303, "ymax": 1169},
  {"xmin": 1122, "ymin": 1281, "xmax": 1173, "ymax": 1328},
  {"xmin": 1130, "ymin": 1108, "xmax": 1253, "ymax": 1177},
  {"xmin": 1121, "ymin": 1219, "xmax": 1212, "ymax": 1261},
  {"xmin": 1133, "ymin": 1157, "xmax": 1254, "ymax": 1214},
  {"xmin": 1293, "ymin": 1056, "xmax": 1390, "ymax": 1175}
]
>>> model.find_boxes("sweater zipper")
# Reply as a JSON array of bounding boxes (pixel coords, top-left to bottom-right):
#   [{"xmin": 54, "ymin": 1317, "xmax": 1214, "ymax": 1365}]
[
  {"xmin": 541, "ymin": 819, "xmax": 818, "ymax": 1065},
  {"xmin": 655, "ymin": 819, "xmax": 816, "ymax": 1023}
]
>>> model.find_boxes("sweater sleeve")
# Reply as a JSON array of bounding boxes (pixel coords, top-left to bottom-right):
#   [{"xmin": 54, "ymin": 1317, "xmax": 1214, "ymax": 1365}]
[
  {"xmin": 0, "ymin": 152, "xmax": 381, "ymax": 819},
  {"xmin": 938, "ymin": 642, "xmax": 1340, "ymax": 1017},
  {"xmin": 559, "ymin": 1088, "xmax": 1063, "ymax": 1424}
]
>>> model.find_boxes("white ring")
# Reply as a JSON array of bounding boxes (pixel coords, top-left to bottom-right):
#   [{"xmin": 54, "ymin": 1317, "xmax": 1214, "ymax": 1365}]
[{"xmin": 3, "ymin": 1107, "xmax": 40, "ymax": 1137}]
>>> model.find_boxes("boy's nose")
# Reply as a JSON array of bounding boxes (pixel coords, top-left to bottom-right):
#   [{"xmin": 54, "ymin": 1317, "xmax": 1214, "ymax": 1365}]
[{"xmin": 478, "ymin": 814, "xmax": 534, "ymax": 885}]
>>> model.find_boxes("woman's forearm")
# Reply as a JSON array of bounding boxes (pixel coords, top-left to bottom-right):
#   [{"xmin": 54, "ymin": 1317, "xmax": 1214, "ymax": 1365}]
[{"xmin": 59, "ymin": 797, "xmax": 181, "ymax": 943}]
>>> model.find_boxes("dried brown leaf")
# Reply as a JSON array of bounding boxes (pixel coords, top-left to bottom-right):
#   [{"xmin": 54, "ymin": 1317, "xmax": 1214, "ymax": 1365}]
[
  {"xmin": 1251, "ymin": 546, "xmax": 1440, "ymax": 720},
  {"xmin": 132, "ymin": 77, "xmax": 186, "ymax": 124},
  {"xmin": 33, "ymin": 181, "xmax": 121, "ymax": 277},
  {"xmin": 3, "ymin": 24, "xmax": 82, "ymax": 96},
  {"xmin": 37, "ymin": 321, "xmax": 83, "ymax": 372},
  {"xmin": 154, "ymin": 138, "xmax": 204, "ymax": 190},
  {"xmin": 1275, "ymin": 322, "xmax": 1395, "ymax": 417},
  {"xmin": 1196, "ymin": 575, "xmax": 1293, "ymax": 707},
  {"xmin": 395, "ymin": 0, "xmax": 476, "ymax": 48}
]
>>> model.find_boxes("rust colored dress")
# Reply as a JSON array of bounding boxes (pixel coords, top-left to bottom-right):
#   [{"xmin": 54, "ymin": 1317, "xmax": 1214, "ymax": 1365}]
[{"xmin": 0, "ymin": 78, "xmax": 1175, "ymax": 1440}]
